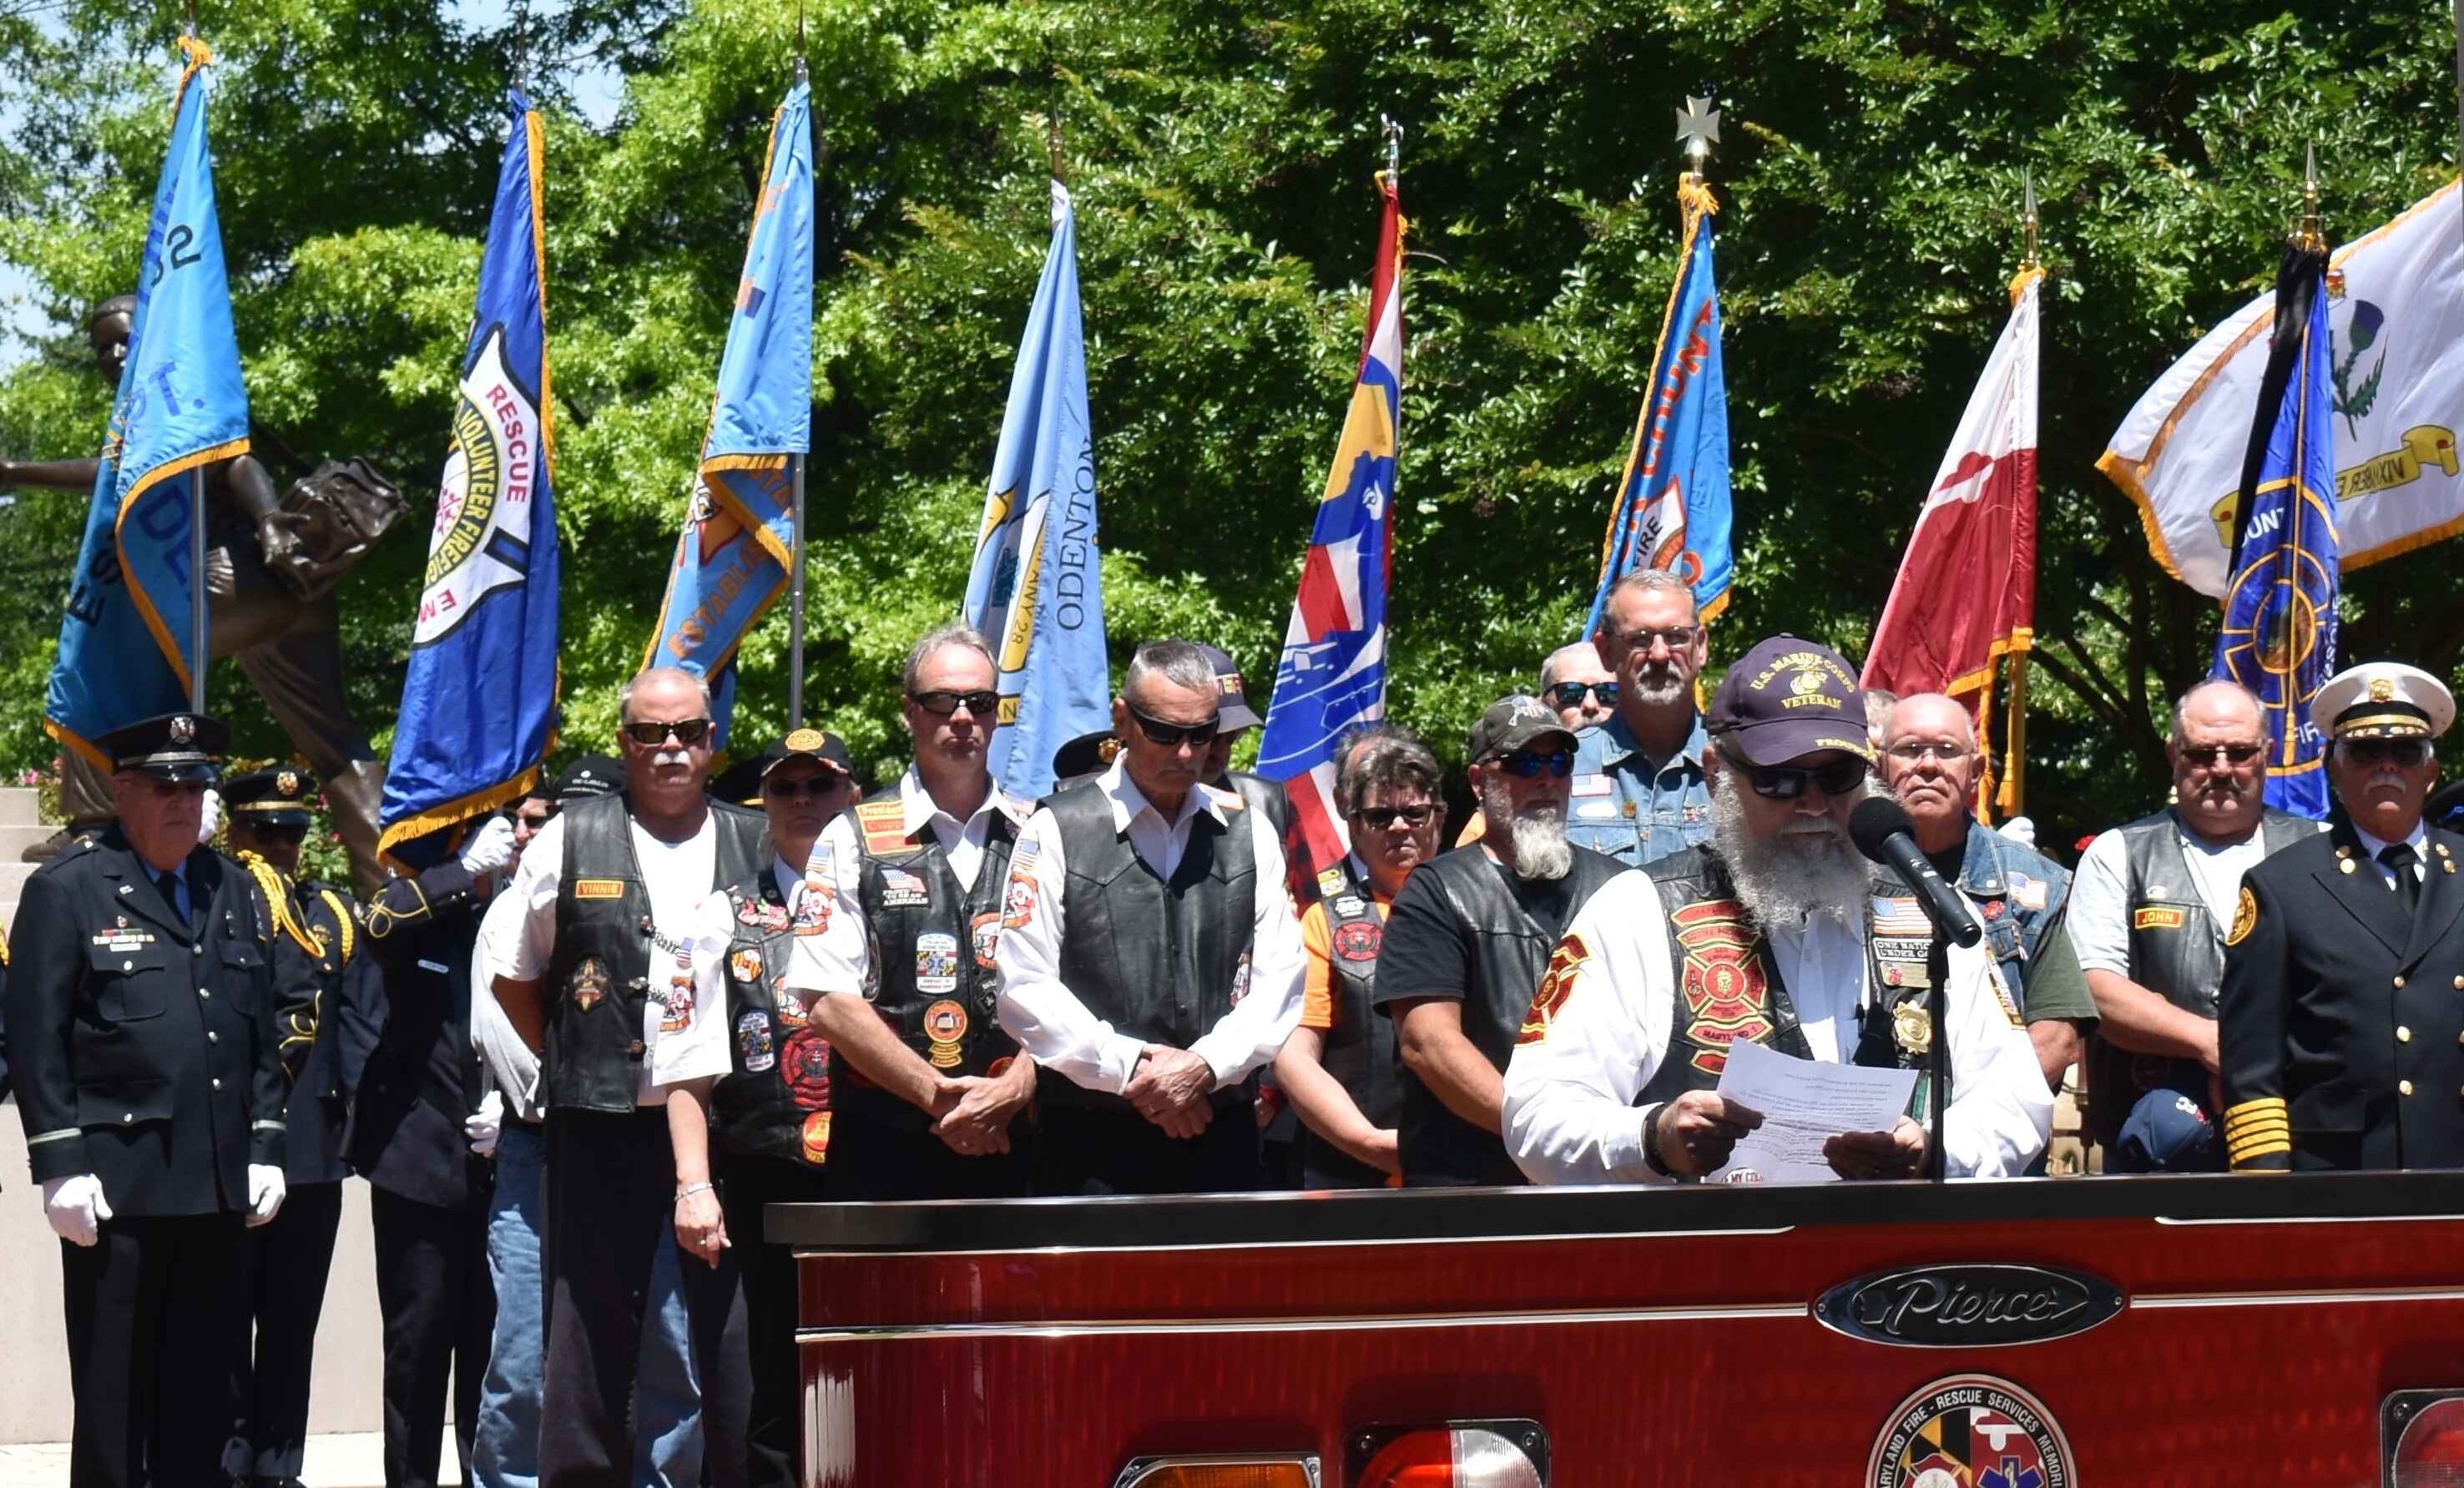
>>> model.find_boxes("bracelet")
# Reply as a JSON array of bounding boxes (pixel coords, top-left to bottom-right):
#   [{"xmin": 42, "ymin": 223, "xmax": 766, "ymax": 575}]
[
  {"xmin": 674, "ymin": 1182, "xmax": 714, "ymax": 1203},
  {"xmin": 1641, "ymin": 1102, "xmax": 1675, "ymax": 1179}
]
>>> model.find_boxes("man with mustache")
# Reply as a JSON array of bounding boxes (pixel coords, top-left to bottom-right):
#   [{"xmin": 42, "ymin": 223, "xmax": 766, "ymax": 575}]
[
  {"xmin": 1541, "ymin": 643, "xmax": 1620, "ymax": 732},
  {"xmin": 1375, "ymin": 698, "xmax": 1623, "ymax": 1187},
  {"xmin": 2067, "ymin": 681, "xmax": 2318, "ymax": 1171},
  {"xmin": 1502, "ymin": 638, "xmax": 2051, "ymax": 1184},
  {"xmin": 1562, "ymin": 569, "xmax": 1717, "ymax": 866},
  {"xmin": 2218, "ymin": 663, "xmax": 2464, "ymax": 1171}
]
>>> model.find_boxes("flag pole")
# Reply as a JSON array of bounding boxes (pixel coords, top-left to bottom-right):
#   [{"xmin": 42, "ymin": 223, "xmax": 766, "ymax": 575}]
[
  {"xmin": 786, "ymin": 54, "xmax": 811, "ymax": 731},
  {"xmin": 186, "ymin": 10, "xmax": 208, "ymax": 714}
]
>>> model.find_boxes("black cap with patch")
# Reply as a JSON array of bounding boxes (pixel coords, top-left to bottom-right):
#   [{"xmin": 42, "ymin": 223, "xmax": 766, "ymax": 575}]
[
  {"xmin": 97, "ymin": 712, "xmax": 228, "ymax": 784},
  {"xmin": 553, "ymin": 754, "xmax": 625, "ymax": 803},
  {"xmin": 1052, "ymin": 728, "xmax": 1120, "ymax": 783},
  {"xmin": 222, "ymin": 766, "xmax": 318, "ymax": 828},
  {"xmin": 1193, "ymin": 643, "xmax": 1265, "ymax": 731},
  {"xmin": 1705, "ymin": 635, "xmax": 1874, "ymax": 766},
  {"xmin": 759, "ymin": 727, "xmax": 855, "ymax": 779},
  {"xmin": 1467, "ymin": 694, "xmax": 1576, "ymax": 763}
]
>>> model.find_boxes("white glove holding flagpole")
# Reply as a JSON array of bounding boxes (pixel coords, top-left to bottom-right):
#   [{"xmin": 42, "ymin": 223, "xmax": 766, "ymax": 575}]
[
  {"xmin": 459, "ymin": 814, "xmax": 518, "ymax": 878},
  {"xmin": 196, "ymin": 789, "xmax": 222, "ymax": 845},
  {"xmin": 246, "ymin": 1164, "xmax": 286, "ymax": 1227}
]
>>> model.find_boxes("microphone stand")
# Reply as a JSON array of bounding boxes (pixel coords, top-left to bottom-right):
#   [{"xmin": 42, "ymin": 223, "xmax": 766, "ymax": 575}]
[{"xmin": 1927, "ymin": 934, "xmax": 1948, "ymax": 1182}]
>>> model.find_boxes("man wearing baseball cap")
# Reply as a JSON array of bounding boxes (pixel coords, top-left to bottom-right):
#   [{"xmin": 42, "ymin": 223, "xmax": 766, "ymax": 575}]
[
  {"xmin": 1503, "ymin": 637, "xmax": 2050, "ymax": 1184},
  {"xmin": 2219, "ymin": 661, "xmax": 2464, "ymax": 1171},
  {"xmin": 1372, "ymin": 695, "xmax": 1623, "ymax": 1187}
]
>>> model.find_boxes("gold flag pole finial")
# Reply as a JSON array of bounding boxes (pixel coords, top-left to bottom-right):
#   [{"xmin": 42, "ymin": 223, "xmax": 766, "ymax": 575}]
[
  {"xmin": 1676, "ymin": 94, "xmax": 1719, "ymax": 183},
  {"xmin": 2296, "ymin": 140, "xmax": 2325, "ymax": 252},
  {"xmin": 2020, "ymin": 168, "xmax": 2041, "ymax": 273},
  {"xmin": 1381, "ymin": 113, "xmax": 1401, "ymax": 187}
]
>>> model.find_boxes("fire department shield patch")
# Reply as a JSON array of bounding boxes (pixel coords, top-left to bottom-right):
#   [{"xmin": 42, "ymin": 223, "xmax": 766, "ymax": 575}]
[
  {"xmin": 1867, "ymin": 1374, "xmax": 2073, "ymax": 1488},
  {"xmin": 780, "ymin": 1028, "xmax": 832, "ymax": 1112},
  {"xmin": 1332, "ymin": 920, "xmax": 1382, "ymax": 964}
]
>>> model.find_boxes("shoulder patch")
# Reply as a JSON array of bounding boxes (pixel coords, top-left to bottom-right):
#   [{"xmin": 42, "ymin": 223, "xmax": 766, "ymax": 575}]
[
  {"xmin": 2227, "ymin": 885, "xmax": 2258, "ymax": 947},
  {"xmin": 853, "ymin": 799, "xmax": 911, "ymax": 857}
]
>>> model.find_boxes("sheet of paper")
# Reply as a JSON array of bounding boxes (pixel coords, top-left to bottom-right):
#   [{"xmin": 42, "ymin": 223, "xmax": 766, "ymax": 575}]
[{"xmin": 1709, "ymin": 1037, "xmax": 1918, "ymax": 1184}]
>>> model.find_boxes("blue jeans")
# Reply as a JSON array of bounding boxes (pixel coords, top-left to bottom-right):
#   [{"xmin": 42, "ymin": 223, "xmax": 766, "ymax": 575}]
[
  {"xmin": 472, "ymin": 1122, "xmax": 545, "ymax": 1488},
  {"xmin": 633, "ymin": 1223, "xmax": 704, "ymax": 1487}
]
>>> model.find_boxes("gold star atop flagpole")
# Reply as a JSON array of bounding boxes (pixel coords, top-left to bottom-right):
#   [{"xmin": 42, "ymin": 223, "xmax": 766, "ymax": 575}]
[{"xmin": 1676, "ymin": 96, "xmax": 1719, "ymax": 176}]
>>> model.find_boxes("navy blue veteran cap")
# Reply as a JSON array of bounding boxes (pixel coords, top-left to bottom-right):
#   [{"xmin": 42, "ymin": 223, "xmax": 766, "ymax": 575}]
[
  {"xmin": 1705, "ymin": 636, "xmax": 1875, "ymax": 767},
  {"xmin": 97, "ymin": 712, "xmax": 227, "ymax": 784},
  {"xmin": 223, "ymin": 766, "xmax": 317, "ymax": 828},
  {"xmin": 1193, "ymin": 643, "xmax": 1265, "ymax": 732},
  {"xmin": 553, "ymin": 754, "xmax": 625, "ymax": 803}
]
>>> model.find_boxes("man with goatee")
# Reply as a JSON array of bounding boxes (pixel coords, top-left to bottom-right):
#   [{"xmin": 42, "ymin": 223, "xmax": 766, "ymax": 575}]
[
  {"xmin": 1373, "ymin": 697, "xmax": 1623, "ymax": 1187},
  {"xmin": 1502, "ymin": 637, "xmax": 2050, "ymax": 1184}
]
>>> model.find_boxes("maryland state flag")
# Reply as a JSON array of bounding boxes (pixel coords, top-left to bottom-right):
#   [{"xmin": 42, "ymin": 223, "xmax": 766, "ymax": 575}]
[
  {"xmin": 962, "ymin": 180, "xmax": 1109, "ymax": 800},
  {"xmin": 2212, "ymin": 236, "xmax": 2339, "ymax": 819},
  {"xmin": 645, "ymin": 76, "xmax": 815, "ymax": 745},
  {"xmin": 1257, "ymin": 171, "xmax": 1402, "ymax": 876},
  {"xmin": 1585, "ymin": 175, "xmax": 1734, "ymax": 633},
  {"xmin": 1863, "ymin": 269, "xmax": 2043, "ymax": 817},
  {"xmin": 46, "ymin": 39, "xmax": 250, "ymax": 766},
  {"xmin": 379, "ymin": 93, "xmax": 560, "ymax": 866}
]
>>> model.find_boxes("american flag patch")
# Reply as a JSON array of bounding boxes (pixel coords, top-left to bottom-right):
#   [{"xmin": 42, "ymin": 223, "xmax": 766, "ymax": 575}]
[{"xmin": 1870, "ymin": 896, "xmax": 1931, "ymax": 937}]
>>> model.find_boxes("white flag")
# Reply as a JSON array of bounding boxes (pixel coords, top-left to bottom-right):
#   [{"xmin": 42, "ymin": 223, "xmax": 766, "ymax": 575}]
[{"xmin": 2099, "ymin": 177, "xmax": 2464, "ymax": 596}]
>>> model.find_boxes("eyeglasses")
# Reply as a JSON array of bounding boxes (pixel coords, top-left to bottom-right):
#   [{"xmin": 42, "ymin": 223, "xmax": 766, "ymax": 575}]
[
  {"xmin": 620, "ymin": 718, "xmax": 713, "ymax": 747},
  {"xmin": 1885, "ymin": 740, "xmax": 1973, "ymax": 764},
  {"xmin": 1124, "ymin": 704, "xmax": 1220, "ymax": 749},
  {"xmin": 1737, "ymin": 758, "xmax": 1868, "ymax": 800},
  {"xmin": 1607, "ymin": 626, "xmax": 1699, "ymax": 655},
  {"xmin": 1546, "ymin": 680, "xmax": 1621, "ymax": 710},
  {"xmin": 1350, "ymin": 803, "xmax": 1436, "ymax": 830},
  {"xmin": 910, "ymin": 689, "xmax": 999, "ymax": 718},
  {"xmin": 2340, "ymin": 737, "xmax": 2431, "ymax": 768},
  {"xmin": 1486, "ymin": 749, "xmax": 1574, "ymax": 779},
  {"xmin": 765, "ymin": 774, "xmax": 844, "ymax": 800},
  {"xmin": 2178, "ymin": 744, "xmax": 2264, "ymax": 769}
]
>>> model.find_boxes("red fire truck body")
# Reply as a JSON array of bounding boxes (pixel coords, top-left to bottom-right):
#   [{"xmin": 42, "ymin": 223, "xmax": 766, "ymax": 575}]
[{"xmin": 778, "ymin": 1173, "xmax": 2464, "ymax": 1486}]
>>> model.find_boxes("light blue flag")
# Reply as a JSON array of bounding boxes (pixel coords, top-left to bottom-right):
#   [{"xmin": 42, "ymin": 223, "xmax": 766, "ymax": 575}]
[
  {"xmin": 379, "ymin": 93, "xmax": 561, "ymax": 867},
  {"xmin": 1585, "ymin": 178, "xmax": 1734, "ymax": 633},
  {"xmin": 46, "ymin": 41, "xmax": 250, "ymax": 766},
  {"xmin": 2214, "ymin": 245, "xmax": 2338, "ymax": 820},
  {"xmin": 962, "ymin": 180, "xmax": 1109, "ymax": 800},
  {"xmin": 646, "ymin": 78, "xmax": 814, "ymax": 745}
]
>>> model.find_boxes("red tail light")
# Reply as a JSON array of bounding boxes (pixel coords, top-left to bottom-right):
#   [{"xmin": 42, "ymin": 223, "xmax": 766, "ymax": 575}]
[
  {"xmin": 1350, "ymin": 1420, "xmax": 1548, "ymax": 1486},
  {"xmin": 2385, "ymin": 1391, "xmax": 2464, "ymax": 1485}
]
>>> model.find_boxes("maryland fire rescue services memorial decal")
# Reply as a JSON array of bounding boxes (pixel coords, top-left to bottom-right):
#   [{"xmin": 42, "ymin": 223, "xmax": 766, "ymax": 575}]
[{"xmin": 1867, "ymin": 1373, "xmax": 2073, "ymax": 1488}]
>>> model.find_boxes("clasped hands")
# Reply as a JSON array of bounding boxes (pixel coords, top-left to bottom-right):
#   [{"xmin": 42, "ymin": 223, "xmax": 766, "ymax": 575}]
[
  {"xmin": 1122, "ymin": 1045, "xmax": 1216, "ymax": 1139},
  {"xmin": 923, "ymin": 1057, "xmax": 1038, "ymax": 1157}
]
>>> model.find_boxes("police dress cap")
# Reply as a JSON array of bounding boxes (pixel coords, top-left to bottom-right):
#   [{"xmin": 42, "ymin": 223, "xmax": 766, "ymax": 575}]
[
  {"xmin": 1052, "ymin": 729, "xmax": 1119, "ymax": 780},
  {"xmin": 553, "ymin": 754, "xmax": 625, "ymax": 802},
  {"xmin": 1704, "ymin": 635, "xmax": 1876, "ymax": 766},
  {"xmin": 2315, "ymin": 662, "xmax": 2455, "ymax": 740},
  {"xmin": 760, "ymin": 727, "xmax": 855, "ymax": 779},
  {"xmin": 1194, "ymin": 643, "xmax": 1265, "ymax": 732},
  {"xmin": 221, "ymin": 765, "xmax": 317, "ymax": 828},
  {"xmin": 97, "ymin": 712, "xmax": 227, "ymax": 784},
  {"xmin": 1468, "ymin": 694, "xmax": 1576, "ymax": 762}
]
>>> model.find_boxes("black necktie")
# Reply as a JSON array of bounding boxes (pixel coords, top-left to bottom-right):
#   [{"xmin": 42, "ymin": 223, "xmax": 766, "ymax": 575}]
[
  {"xmin": 2380, "ymin": 843, "xmax": 2421, "ymax": 916},
  {"xmin": 154, "ymin": 867, "xmax": 189, "ymax": 926}
]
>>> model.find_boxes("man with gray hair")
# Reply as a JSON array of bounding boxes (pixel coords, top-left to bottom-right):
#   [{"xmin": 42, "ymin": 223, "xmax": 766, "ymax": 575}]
[
  {"xmin": 2068, "ymin": 679, "xmax": 2317, "ymax": 1170},
  {"xmin": 487, "ymin": 667, "xmax": 769, "ymax": 1488},
  {"xmin": 1541, "ymin": 642, "xmax": 1619, "ymax": 732},
  {"xmin": 1566, "ymin": 568, "xmax": 1716, "ymax": 866},
  {"xmin": 997, "ymin": 639, "xmax": 1308, "ymax": 1194}
]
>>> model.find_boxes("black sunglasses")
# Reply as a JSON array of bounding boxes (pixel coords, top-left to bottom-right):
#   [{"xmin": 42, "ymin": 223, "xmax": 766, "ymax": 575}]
[
  {"xmin": 1546, "ymin": 680, "xmax": 1620, "ymax": 709},
  {"xmin": 2178, "ymin": 744, "xmax": 2264, "ymax": 769},
  {"xmin": 621, "ymin": 718, "xmax": 714, "ymax": 747},
  {"xmin": 765, "ymin": 775, "xmax": 843, "ymax": 800},
  {"xmin": 2341, "ymin": 737, "xmax": 2431, "ymax": 768},
  {"xmin": 1738, "ymin": 757, "xmax": 1868, "ymax": 800},
  {"xmin": 1124, "ymin": 703, "xmax": 1221, "ymax": 749},
  {"xmin": 1487, "ymin": 749, "xmax": 1574, "ymax": 779},
  {"xmin": 1350, "ymin": 804, "xmax": 1436, "ymax": 830},
  {"xmin": 911, "ymin": 689, "xmax": 999, "ymax": 718}
]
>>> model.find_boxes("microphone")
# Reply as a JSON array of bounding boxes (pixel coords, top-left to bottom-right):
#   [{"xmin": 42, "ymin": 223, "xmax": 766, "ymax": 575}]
[{"xmin": 1847, "ymin": 797, "xmax": 1984, "ymax": 949}]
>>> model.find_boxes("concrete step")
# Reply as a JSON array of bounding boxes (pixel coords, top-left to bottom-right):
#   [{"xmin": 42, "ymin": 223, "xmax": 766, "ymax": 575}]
[
  {"xmin": 0, "ymin": 824, "xmax": 54, "ymax": 860},
  {"xmin": 0, "ymin": 860, "xmax": 30, "ymax": 931},
  {"xmin": 0, "ymin": 789, "xmax": 39, "ymax": 828}
]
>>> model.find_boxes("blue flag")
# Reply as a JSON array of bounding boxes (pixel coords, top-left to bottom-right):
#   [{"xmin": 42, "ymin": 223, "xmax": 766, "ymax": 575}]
[
  {"xmin": 379, "ymin": 93, "xmax": 561, "ymax": 866},
  {"xmin": 2214, "ymin": 244, "xmax": 2338, "ymax": 819},
  {"xmin": 646, "ymin": 78, "xmax": 815, "ymax": 745},
  {"xmin": 45, "ymin": 40, "xmax": 250, "ymax": 766},
  {"xmin": 962, "ymin": 180, "xmax": 1108, "ymax": 800},
  {"xmin": 1585, "ymin": 178, "xmax": 1734, "ymax": 633}
]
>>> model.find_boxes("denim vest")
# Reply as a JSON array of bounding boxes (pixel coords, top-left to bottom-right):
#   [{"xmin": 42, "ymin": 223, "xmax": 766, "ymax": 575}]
[
  {"xmin": 1561, "ymin": 714, "xmax": 1714, "ymax": 869},
  {"xmin": 1952, "ymin": 822, "xmax": 2072, "ymax": 1016}
]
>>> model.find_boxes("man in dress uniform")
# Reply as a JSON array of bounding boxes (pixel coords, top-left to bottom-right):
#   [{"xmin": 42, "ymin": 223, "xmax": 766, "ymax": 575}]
[
  {"xmin": 997, "ymin": 639, "xmax": 1307, "ymax": 1195},
  {"xmin": 2069, "ymin": 680, "xmax": 2318, "ymax": 1169},
  {"xmin": 1273, "ymin": 726, "xmax": 1443, "ymax": 1187},
  {"xmin": 658, "ymin": 728, "xmax": 855, "ymax": 1488},
  {"xmin": 5, "ymin": 713, "xmax": 293, "ymax": 1488},
  {"xmin": 1563, "ymin": 568, "xmax": 1716, "ymax": 867},
  {"xmin": 784, "ymin": 624, "xmax": 1037, "ymax": 1199},
  {"xmin": 1502, "ymin": 638, "xmax": 2051, "ymax": 1183},
  {"xmin": 1377, "ymin": 699, "xmax": 1623, "ymax": 1187},
  {"xmin": 222, "ymin": 768, "xmax": 366, "ymax": 1488},
  {"xmin": 2219, "ymin": 663, "xmax": 2464, "ymax": 1172},
  {"xmin": 489, "ymin": 669, "xmax": 767, "ymax": 1488},
  {"xmin": 353, "ymin": 799, "xmax": 522, "ymax": 1488}
]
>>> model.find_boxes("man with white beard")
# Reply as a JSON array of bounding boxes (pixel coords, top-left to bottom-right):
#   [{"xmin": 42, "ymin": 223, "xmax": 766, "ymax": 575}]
[
  {"xmin": 1563, "ymin": 568, "xmax": 1717, "ymax": 867},
  {"xmin": 1502, "ymin": 638, "xmax": 2051, "ymax": 1184},
  {"xmin": 1373, "ymin": 697, "xmax": 1623, "ymax": 1186}
]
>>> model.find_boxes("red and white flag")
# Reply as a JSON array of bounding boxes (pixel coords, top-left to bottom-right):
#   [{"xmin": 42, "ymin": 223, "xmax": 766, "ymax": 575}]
[{"xmin": 1862, "ymin": 269, "xmax": 2042, "ymax": 817}]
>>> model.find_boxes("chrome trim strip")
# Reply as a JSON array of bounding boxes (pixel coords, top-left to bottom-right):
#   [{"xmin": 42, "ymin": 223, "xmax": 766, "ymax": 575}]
[
  {"xmin": 797, "ymin": 1300, "xmax": 1810, "ymax": 1344},
  {"xmin": 2133, "ymin": 1284, "xmax": 2464, "ymax": 1309},
  {"xmin": 2153, "ymin": 1213, "xmax": 2459, "ymax": 1227},
  {"xmin": 790, "ymin": 1225, "xmax": 1795, "ymax": 1260}
]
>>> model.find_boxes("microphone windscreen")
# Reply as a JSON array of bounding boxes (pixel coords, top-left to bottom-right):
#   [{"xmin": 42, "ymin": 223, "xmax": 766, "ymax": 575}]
[{"xmin": 1847, "ymin": 795, "xmax": 1916, "ymax": 865}]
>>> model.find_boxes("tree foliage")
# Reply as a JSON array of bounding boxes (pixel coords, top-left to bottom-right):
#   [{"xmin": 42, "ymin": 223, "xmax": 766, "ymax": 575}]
[{"xmin": 1, "ymin": 0, "xmax": 2456, "ymax": 851}]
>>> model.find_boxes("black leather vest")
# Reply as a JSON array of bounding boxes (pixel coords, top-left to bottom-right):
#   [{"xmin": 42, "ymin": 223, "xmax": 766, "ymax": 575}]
[
  {"xmin": 1637, "ymin": 849, "xmax": 1815, "ymax": 1107},
  {"xmin": 710, "ymin": 871, "xmax": 833, "ymax": 1167},
  {"xmin": 542, "ymin": 794, "xmax": 767, "ymax": 1113},
  {"xmin": 1042, "ymin": 780, "xmax": 1257, "ymax": 1112},
  {"xmin": 1306, "ymin": 857, "xmax": 1401, "ymax": 1188},
  {"xmin": 833, "ymin": 788, "xmax": 1023, "ymax": 1132}
]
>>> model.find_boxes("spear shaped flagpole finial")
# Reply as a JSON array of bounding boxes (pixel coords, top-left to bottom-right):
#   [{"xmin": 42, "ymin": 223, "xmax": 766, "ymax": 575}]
[
  {"xmin": 2297, "ymin": 139, "xmax": 2325, "ymax": 252},
  {"xmin": 1381, "ymin": 113, "xmax": 1402, "ymax": 184},
  {"xmin": 2020, "ymin": 167, "xmax": 2041, "ymax": 271},
  {"xmin": 1676, "ymin": 95, "xmax": 1720, "ymax": 174}
]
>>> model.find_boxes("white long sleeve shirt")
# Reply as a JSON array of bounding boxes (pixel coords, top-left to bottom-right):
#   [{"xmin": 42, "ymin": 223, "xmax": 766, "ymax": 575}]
[
  {"xmin": 1502, "ymin": 869, "xmax": 2052, "ymax": 1183},
  {"xmin": 994, "ymin": 759, "xmax": 1305, "ymax": 1094}
]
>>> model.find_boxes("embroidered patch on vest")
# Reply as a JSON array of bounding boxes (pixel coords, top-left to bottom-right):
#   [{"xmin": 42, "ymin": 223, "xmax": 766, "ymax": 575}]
[
  {"xmin": 737, "ymin": 895, "xmax": 790, "ymax": 931},
  {"xmin": 2133, "ymin": 905, "xmax": 2188, "ymax": 931},
  {"xmin": 923, "ymin": 998, "xmax": 968, "ymax": 1067},
  {"xmin": 879, "ymin": 867, "xmax": 931, "ymax": 908},
  {"xmin": 781, "ymin": 1027, "xmax": 832, "ymax": 1112},
  {"xmin": 1517, "ymin": 932, "xmax": 1589, "ymax": 1046},
  {"xmin": 568, "ymin": 956, "xmax": 609, "ymax": 1011},
  {"xmin": 1001, "ymin": 870, "xmax": 1038, "ymax": 930},
  {"xmin": 728, "ymin": 947, "xmax": 763, "ymax": 983},
  {"xmin": 971, "ymin": 910, "xmax": 1002, "ymax": 970},
  {"xmin": 915, "ymin": 932, "xmax": 959, "ymax": 995},
  {"xmin": 1333, "ymin": 919, "xmax": 1382, "ymax": 964},
  {"xmin": 736, "ymin": 1010, "xmax": 776, "ymax": 1072},
  {"xmin": 2227, "ymin": 886, "xmax": 2258, "ymax": 946},
  {"xmin": 573, "ymin": 878, "xmax": 624, "ymax": 900},
  {"xmin": 800, "ymin": 1111, "xmax": 831, "ymax": 1165},
  {"xmin": 855, "ymin": 800, "xmax": 911, "ymax": 858},
  {"xmin": 1669, "ymin": 900, "xmax": 1777, "ymax": 1076}
]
